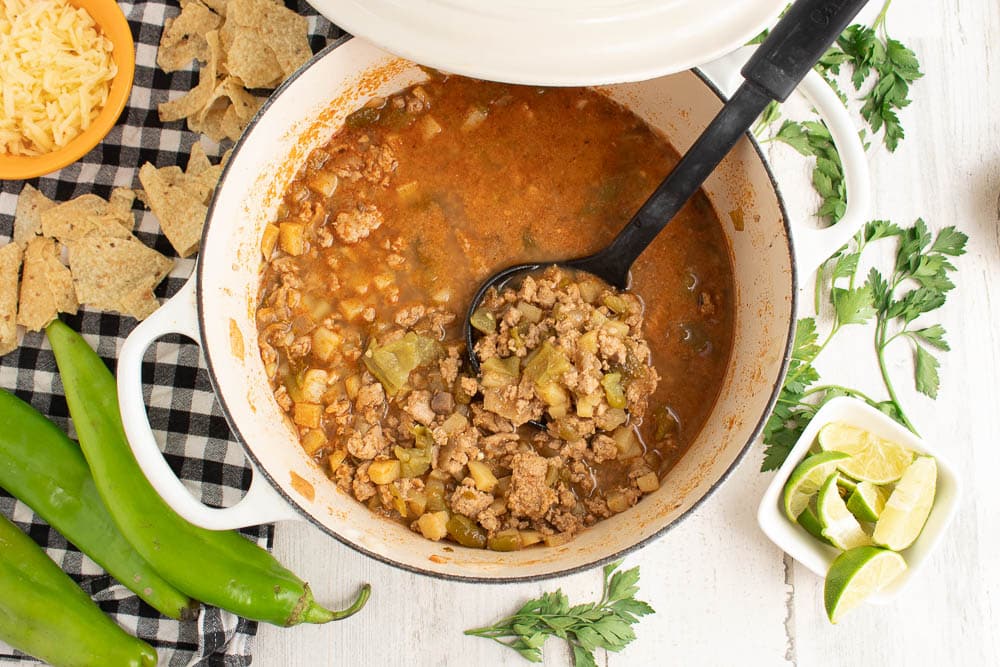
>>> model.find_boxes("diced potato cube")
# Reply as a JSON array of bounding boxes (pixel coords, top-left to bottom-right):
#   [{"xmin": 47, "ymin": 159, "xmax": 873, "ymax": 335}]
[
  {"xmin": 278, "ymin": 222, "xmax": 305, "ymax": 256},
  {"xmin": 417, "ymin": 510, "xmax": 449, "ymax": 541},
  {"xmin": 536, "ymin": 382, "xmax": 569, "ymax": 408},
  {"xmin": 520, "ymin": 530, "xmax": 543, "ymax": 546},
  {"xmin": 578, "ymin": 330, "xmax": 598, "ymax": 354},
  {"xmin": 612, "ymin": 426, "xmax": 643, "ymax": 459},
  {"xmin": 344, "ymin": 374, "xmax": 361, "ymax": 401},
  {"xmin": 301, "ymin": 429, "xmax": 327, "ymax": 455},
  {"xmin": 575, "ymin": 392, "xmax": 601, "ymax": 418},
  {"xmin": 396, "ymin": 181, "xmax": 421, "ymax": 204},
  {"xmin": 420, "ymin": 115, "xmax": 442, "ymax": 140},
  {"xmin": 368, "ymin": 459, "xmax": 401, "ymax": 485},
  {"xmin": 407, "ymin": 491, "xmax": 428, "ymax": 517},
  {"xmin": 306, "ymin": 171, "xmax": 338, "ymax": 197},
  {"xmin": 260, "ymin": 223, "xmax": 279, "ymax": 259},
  {"xmin": 339, "ymin": 298, "xmax": 365, "ymax": 320},
  {"xmin": 441, "ymin": 412, "xmax": 469, "ymax": 435},
  {"xmin": 543, "ymin": 532, "xmax": 573, "ymax": 547},
  {"xmin": 312, "ymin": 327, "xmax": 342, "ymax": 362},
  {"xmin": 468, "ymin": 460, "xmax": 498, "ymax": 492},
  {"xmin": 293, "ymin": 403, "xmax": 322, "ymax": 428},
  {"xmin": 328, "ymin": 449, "xmax": 347, "ymax": 471},
  {"xmin": 299, "ymin": 369, "xmax": 329, "ymax": 403},
  {"xmin": 636, "ymin": 472, "xmax": 660, "ymax": 493},
  {"xmin": 607, "ymin": 490, "xmax": 631, "ymax": 514},
  {"xmin": 373, "ymin": 272, "xmax": 395, "ymax": 290}
]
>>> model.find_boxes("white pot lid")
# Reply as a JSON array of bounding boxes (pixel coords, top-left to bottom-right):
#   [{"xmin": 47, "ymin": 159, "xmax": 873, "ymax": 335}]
[{"xmin": 307, "ymin": 0, "xmax": 786, "ymax": 86}]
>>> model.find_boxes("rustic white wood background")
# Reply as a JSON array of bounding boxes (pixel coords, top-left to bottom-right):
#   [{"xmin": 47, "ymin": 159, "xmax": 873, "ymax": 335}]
[{"xmin": 255, "ymin": 2, "xmax": 1000, "ymax": 665}]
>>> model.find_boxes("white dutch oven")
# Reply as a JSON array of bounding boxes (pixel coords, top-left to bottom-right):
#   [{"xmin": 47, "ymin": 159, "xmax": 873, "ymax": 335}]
[{"xmin": 117, "ymin": 39, "xmax": 870, "ymax": 581}]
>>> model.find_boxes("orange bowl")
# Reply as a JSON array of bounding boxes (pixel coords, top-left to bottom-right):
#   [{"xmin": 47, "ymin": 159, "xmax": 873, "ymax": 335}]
[{"xmin": 0, "ymin": 0, "xmax": 135, "ymax": 180}]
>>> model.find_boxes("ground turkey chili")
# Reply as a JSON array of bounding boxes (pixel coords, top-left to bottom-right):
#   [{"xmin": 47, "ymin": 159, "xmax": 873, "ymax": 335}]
[{"xmin": 255, "ymin": 74, "xmax": 735, "ymax": 551}]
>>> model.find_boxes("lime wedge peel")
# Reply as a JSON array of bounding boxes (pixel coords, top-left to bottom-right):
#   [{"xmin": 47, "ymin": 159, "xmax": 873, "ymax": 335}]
[
  {"xmin": 825, "ymin": 546, "xmax": 907, "ymax": 623},
  {"xmin": 782, "ymin": 451, "xmax": 851, "ymax": 521},
  {"xmin": 847, "ymin": 482, "xmax": 888, "ymax": 523},
  {"xmin": 873, "ymin": 457, "xmax": 938, "ymax": 551},
  {"xmin": 818, "ymin": 421, "xmax": 915, "ymax": 484},
  {"xmin": 817, "ymin": 473, "xmax": 872, "ymax": 551}
]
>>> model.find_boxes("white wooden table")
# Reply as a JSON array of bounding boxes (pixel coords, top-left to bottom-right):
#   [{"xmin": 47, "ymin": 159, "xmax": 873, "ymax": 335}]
[{"xmin": 258, "ymin": 3, "xmax": 1000, "ymax": 664}]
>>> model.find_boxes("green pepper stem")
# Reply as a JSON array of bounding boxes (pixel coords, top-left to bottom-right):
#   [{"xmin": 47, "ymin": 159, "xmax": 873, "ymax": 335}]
[{"xmin": 302, "ymin": 584, "xmax": 372, "ymax": 624}]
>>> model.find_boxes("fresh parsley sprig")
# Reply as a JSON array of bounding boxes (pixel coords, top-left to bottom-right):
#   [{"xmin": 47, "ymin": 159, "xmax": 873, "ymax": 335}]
[
  {"xmin": 765, "ymin": 120, "xmax": 847, "ymax": 223},
  {"xmin": 751, "ymin": 0, "xmax": 921, "ymax": 225},
  {"xmin": 465, "ymin": 561, "xmax": 654, "ymax": 666},
  {"xmin": 761, "ymin": 219, "xmax": 968, "ymax": 471},
  {"xmin": 817, "ymin": 1, "xmax": 923, "ymax": 152}
]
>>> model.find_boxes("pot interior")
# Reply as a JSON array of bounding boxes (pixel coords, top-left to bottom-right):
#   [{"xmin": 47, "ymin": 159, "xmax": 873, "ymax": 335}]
[{"xmin": 199, "ymin": 38, "xmax": 793, "ymax": 580}]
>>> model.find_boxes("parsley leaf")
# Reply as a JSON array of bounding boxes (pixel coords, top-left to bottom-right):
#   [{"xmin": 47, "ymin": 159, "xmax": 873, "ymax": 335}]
[
  {"xmin": 914, "ymin": 345, "xmax": 941, "ymax": 399},
  {"xmin": 465, "ymin": 561, "xmax": 654, "ymax": 665}
]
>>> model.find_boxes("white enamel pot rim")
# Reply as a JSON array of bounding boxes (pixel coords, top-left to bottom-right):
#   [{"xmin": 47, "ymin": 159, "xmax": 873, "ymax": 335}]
[{"xmin": 117, "ymin": 37, "xmax": 871, "ymax": 583}]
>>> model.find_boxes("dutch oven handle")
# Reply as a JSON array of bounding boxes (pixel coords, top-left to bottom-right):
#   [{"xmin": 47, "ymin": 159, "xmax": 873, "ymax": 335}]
[
  {"xmin": 699, "ymin": 45, "xmax": 872, "ymax": 284},
  {"xmin": 117, "ymin": 277, "xmax": 301, "ymax": 530}
]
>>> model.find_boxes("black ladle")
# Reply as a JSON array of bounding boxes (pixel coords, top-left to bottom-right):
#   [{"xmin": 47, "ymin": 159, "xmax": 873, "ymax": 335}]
[{"xmin": 465, "ymin": 0, "xmax": 870, "ymax": 373}]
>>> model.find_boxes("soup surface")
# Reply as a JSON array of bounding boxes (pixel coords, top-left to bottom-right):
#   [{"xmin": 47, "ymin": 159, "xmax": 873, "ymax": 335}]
[{"xmin": 255, "ymin": 75, "xmax": 734, "ymax": 550}]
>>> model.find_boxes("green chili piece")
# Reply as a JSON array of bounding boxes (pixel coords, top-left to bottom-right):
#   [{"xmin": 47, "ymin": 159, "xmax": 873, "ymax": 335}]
[
  {"xmin": 0, "ymin": 514, "xmax": 158, "ymax": 667},
  {"xmin": 45, "ymin": 320, "xmax": 370, "ymax": 627},
  {"xmin": 601, "ymin": 372, "xmax": 627, "ymax": 409},
  {"xmin": 0, "ymin": 389, "xmax": 196, "ymax": 620}
]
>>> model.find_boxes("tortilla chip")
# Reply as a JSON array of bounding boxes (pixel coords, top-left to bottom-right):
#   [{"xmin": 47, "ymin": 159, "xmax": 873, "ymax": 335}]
[
  {"xmin": 108, "ymin": 188, "xmax": 137, "ymax": 229},
  {"xmin": 222, "ymin": 23, "xmax": 283, "ymax": 88},
  {"xmin": 186, "ymin": 142, "xmax": 213, "ymax": 176},
  {"xmin": 41, "ymin": 195, "xmax": 133, "ymax": 243},
  {"xmin": 158, "ymin": 0, "xmax": 223, "ymax": 73},
  {"xmin": 18, "ymin": 237, "xmax": 78, "ymax": 331},
  {"xmin": 139, "ymin": 144, "xmax": 228, "ymax": 258},
  {"xmin": 227, "ymin": 0, "xmax": 310, "ymax": 78},
  {"xmin": 159, "ymin": 30, "xmax": 221, "ymax": 123},
  {"xmin": 0, "ymin": 244, "xmax": 22, "ymax": 355},
  {"xmin": 67, "ymin": 235, "xmax": 173, "ymax": 319},
  {"xmin": 13, "ymin": 184, "xmax": 55, "ymax": 248}
]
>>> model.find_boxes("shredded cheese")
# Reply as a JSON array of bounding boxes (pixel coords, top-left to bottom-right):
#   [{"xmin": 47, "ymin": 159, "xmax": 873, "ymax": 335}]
[{"xmin": 0, "ymin": 0, "xmax": 117, "ymax": 156}]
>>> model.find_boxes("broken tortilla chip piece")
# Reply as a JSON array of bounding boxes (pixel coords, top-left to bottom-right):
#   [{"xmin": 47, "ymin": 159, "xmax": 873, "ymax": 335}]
[
  {"xmin": 186, "ymin": 141, "xmax": 213, "ymax": 176},
  {"xmin": 226, "ymin": 0, "xmax": 310, "ymax": 78},
  {"xmin": 18, "ymin": 237, "xmax": 78, "ymax": 332},
  {"xmin": 0, "ymin": 244, "xmax": 22, "ymax": 355},
  {"xmin": 67, "ymin": 235, "xmax": 173, "ymax": 319},
  {"xmin": 138, "ymin": 143, "xmax": 228, "ymax": 257},
  {"xmin": 159, "ymin": 30, "xmax": 222, "ymax": 123},
  {"xmin": 158, "ymin": 0, "xmax": 223, "ymax": 73},
  {"xmin": 14, "ymin": 184, "xmax": 55, "ymax": 248},
  {"xmin": 220, "ymin": 19, "xmax": 283, "ymax": 89},
  {"xmin": 108, "ymin": 188, "xmax": 137, "ymax": 228},
  {"xmin": 41, "ymin": 194, "xmax": 133, "ymax": 243}
]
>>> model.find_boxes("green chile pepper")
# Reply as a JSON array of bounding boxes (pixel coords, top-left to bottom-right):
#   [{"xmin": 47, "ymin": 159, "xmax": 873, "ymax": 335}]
[
  {"xmin": 46, "ymin": 320, "xmax": 370, "ymax": 626},
  {"xmin": 0, "ymin": 389, "xmax": 196, "ymax": 620},
  {"xmin": 0, "ymin": 513, "xmax": 158, "ymax": 667}
]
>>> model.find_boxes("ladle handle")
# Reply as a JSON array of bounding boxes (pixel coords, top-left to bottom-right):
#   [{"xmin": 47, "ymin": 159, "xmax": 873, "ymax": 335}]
[
  {"xmin": 742, "ymin": 0, "xmax": 871, "ymax": 102},
  {"xmin": 581, "ymin": 0, "xmax": 870, "ymax": 288}
]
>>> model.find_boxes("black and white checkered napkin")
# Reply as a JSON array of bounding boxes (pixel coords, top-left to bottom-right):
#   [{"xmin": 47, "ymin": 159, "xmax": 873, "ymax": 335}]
[{"xmin": 0, "ymin": 2, "xmax": 344, "ymax": 664}]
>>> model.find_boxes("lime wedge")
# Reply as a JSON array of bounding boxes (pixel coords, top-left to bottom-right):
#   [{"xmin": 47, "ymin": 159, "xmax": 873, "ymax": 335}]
[
  {"xmin": 782, "ymin": 451, "xmax": 850, "ymax": 521},
  {"xmin": 825, "ymin": 546, "xmax": 907, "ymax": 623},
  {"xmin": 847, "ymin": 481, "xmax": 888, "ymax": 522},
  {"xmin": 818, "ymin": 422, "xmax": 915, "ymax": 484},
  {"xmin": 837, "ymin": 476, "xmax": 858, "ymax": 494},
  {"xmin": 817, "ymin": 473, "xmax": 871, "ymax": 550},
  {"xmin": 797, "ymin": 506, "xmax": 833, "ymax": 546},
  {"xmin": 872, "ymin": 457, "xmax": 937, "ymax": 550}
]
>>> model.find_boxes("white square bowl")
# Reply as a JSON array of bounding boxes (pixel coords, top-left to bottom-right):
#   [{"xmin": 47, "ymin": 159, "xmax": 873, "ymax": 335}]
[{"xmin": 757, "ymin": 396, "xmax": 961, "ymax": 602}]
